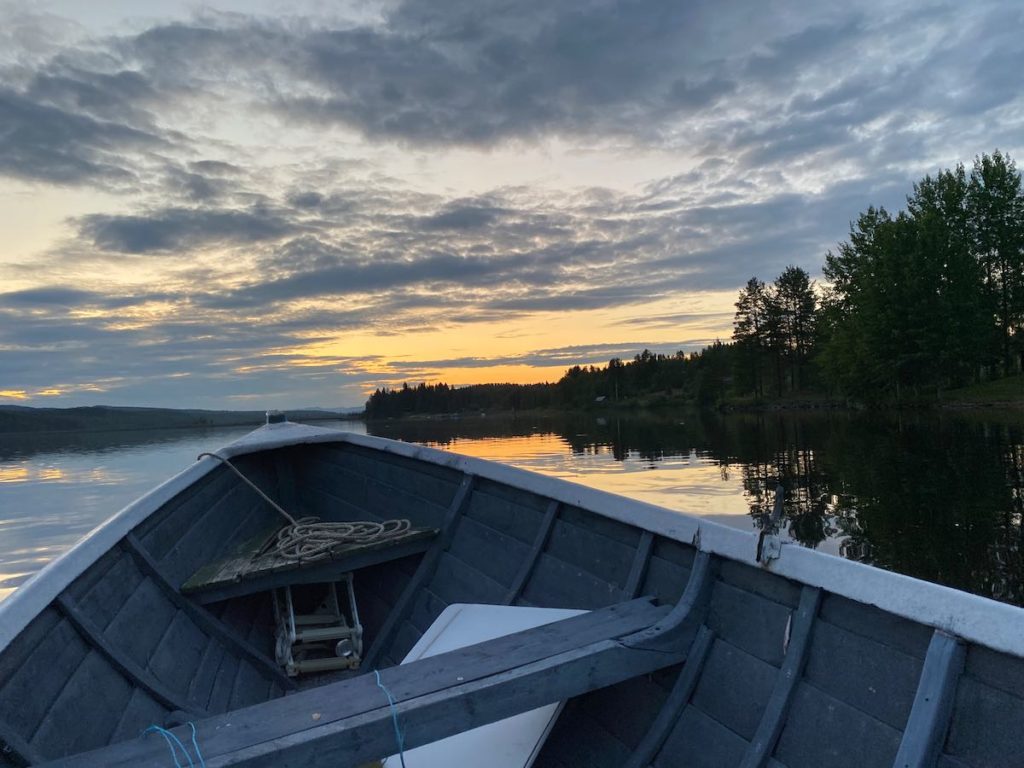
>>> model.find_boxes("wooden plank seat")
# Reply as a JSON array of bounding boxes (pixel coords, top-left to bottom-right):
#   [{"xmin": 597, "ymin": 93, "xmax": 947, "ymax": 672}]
[
  {"xmin": 181, "ymin": 525, "xmax": 439, "ymax": 604},
  {"xmin": 37, "ymin": 597, "xmax": 692, "ymax": 768}
]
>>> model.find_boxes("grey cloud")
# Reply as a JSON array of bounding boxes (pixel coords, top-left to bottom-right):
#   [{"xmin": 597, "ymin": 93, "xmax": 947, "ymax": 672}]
[
  {"xmin": 0, "ymin": 287, "xmax": 101, "ymax": 307},
  {"xmin": 0, "ymin": 86, "xmax": 164, "ymax": 186},
  {"xmin": 189, "ymin": 160, "xmax": 243, "ymax": 175},
  {"xmin": 121, "ymin": 0, "xmax": 763, "ymax": 145},
  {"xmin": 25, "ymin": 66, "xmax": 157, "ymax": 126},
  {"xmin": 288, "ymin": 191, "xmax": 325, "ymax": 209},
  {"xmin": 666, "ymin": 76, "xmax": 736, "ymax": 109},
  {"xmin": 422, "ymin": 204, "xmax": 504, "ymax": 231},
  {"xmin": 744, "ymin": 18, "xmax": 864, "ymax": 82},
  {"xmin": 78, "ymin": 205, "xmax": 302, "ymax": 253}
]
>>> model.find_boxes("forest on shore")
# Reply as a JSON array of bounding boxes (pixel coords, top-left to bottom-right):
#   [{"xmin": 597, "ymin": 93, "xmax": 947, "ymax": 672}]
[{"xmin": 366, "ymin": 151, "xmax": 1024, "ymax": 418}]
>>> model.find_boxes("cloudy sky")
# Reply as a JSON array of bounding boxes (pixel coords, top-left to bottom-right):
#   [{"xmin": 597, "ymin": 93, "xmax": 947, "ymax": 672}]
[{"xmin": 0, "ymin": 0, "xmax": 1021, "ymax": 409}]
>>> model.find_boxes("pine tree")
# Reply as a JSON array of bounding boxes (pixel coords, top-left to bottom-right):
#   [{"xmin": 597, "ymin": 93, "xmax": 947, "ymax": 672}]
[{"xmin": 967, "ymin": 150, "xmax": 1024, "ymax": 374}]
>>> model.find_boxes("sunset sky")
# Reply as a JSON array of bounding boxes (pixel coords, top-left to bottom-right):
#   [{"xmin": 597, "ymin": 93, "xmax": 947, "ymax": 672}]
[{"xmin": 1, "ymin": 0, "xmax": 1022, "ymax": 408}]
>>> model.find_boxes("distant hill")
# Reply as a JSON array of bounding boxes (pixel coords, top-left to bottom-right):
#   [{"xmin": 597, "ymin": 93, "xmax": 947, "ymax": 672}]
[{"xmin": 0, "ymin": 405, "xmax": 362, "ymax": 434}]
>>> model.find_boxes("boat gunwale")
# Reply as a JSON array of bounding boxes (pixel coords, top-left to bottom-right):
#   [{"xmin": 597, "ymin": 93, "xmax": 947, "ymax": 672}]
[{"xmin": 2, "ymin": 421, "xmax": 1024, "ymax": 661}]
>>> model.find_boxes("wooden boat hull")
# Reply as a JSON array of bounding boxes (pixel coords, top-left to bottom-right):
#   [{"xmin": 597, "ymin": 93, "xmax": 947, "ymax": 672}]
[{"xmin": 0, "ymin": 421, "xmax": 1022, "ymax": 767}]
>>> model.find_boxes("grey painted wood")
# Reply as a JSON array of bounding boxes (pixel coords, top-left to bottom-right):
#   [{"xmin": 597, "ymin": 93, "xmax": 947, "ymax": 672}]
[
  {"xmin": 206, "ymin": 654, "xmax": 241, "ymax": 714},
  {"xmin": 108, "ymin": 689, "xmax": 166, "ymax": 745},
  {"xmin": 54, "ymin": 594, "xmax": 207, "ymax": 717},
  {"xmin": 774, "ymin": 681, "xmax": 903, "ymax": 768},
  {"xmin": 691, "ymin": 636, "xmax": 779, "ymax": 742},
  {"xmin": 29, "ymin": 649, "xmax": 133, "ymax": 758},
  {"xmin": 38, "ymin": 598, "xmax": 675, "ymax": 768},
  {"xmin": 543, "ymin": 515, "xmax": 637, "ymax": 589},
  {"xmin": 654, "ymin": 704, "xmax": 749, "ymax": 768},
  {"xmin": 623, "ymin": 530, "xmax": 654, "ymax": 599},
  {"xmin": 740, "ymin": 586, "xmax": 822, "ymax": 768},
  {"xmin": 313, "ymin": 447, "xmax": 455, "ymax": 527},
  {"xmin": 122, "ymin": 534, "xmax": 295, "ymax": 691},
  {"xmin": 407, "ymin": 587, "xmax": 449, "ymax": 635},
  {"xmin": 429, "ymin": 551, "xmax": 507, "ymax": 606},
  {"xmin": 623, "ymin": 625, "xmax": 715, "ymax": 768},
  {"xmin": 505, "ymin": 500, "xmax": 559, "ymax": 604},
  {"xmin": 803, "ymin": 615, "xmax": 923, "ymax": 730},
  {"xmin": 181, "ymin": 528, "xmax": 437, "ymax": 604},
  {"xmin": 464, "ymin": 479, "xmax": 548, "ymax": 544},
  {"xmin": 719, "ymin": 559, "xmax": 800, "ymax": 610},
  {"xmin": 361, "ymin": 473, "xmax": 474, "ymax": 670},
  {"xmin": 137, "ymin": 467, "xmax": 235, "ymax": 559},
  {"xmin": 707, "ymin": 578, "xmax": 795, "ymax": 667},
  {"xmin": 273, "ymin": 453, "xmax": 300, "ymax": 517},
  {"xmin": 944, "ymin": 674, "xmax": 1024, "ymax": 767},
  {"xmin": 521, "ymin": 551, "xmax": 623, "ymax": 610},
  {"xmin": 446, "ymin": 514, "xmax": 530, "ymax": 589},
  {"xmin": 624, "ymin": 550, "xmax": 714, "ymax": 652},
  {"xmin": 327, "ymin": 445, "xmax": 461, "ymax": 509},
  {"xmin": 0, "ymin": 719, "xmax": 43, "ymax": 766},
  {"xmin": 892, "ymin": 630, "xmax": 965, "ymax": 768},
  {"xmin": 0, "ymin": 615, "xmax": 88, "ymax": 745},
  {"xmin": 68, "ymin": 554, "xmax": 144, "ymax": 634},
  {"xmin": 147, "ymin": 612, "xmax": 206, "ymax": 696},
  {"xmin": 819, "ymin": 592, "xmax": 932, "ymax": 660},
  {"xmin": 541, "ymin": 704, "xmax": 632, "ymax": 768},
  {"xmin": 161, "ymin": 484, "xmax": 263, "ymax": 584},
  {"xmin": 540, "ymin": 666, "xmax": 675, "ymax": 765}
]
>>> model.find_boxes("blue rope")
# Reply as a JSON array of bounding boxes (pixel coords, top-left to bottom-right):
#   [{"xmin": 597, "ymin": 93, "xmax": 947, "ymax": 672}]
[
  {"xmin": 143, "ymin": 726, "xmax": 194, "ymax": 768},
  {"xmin": 374, "ymin": 669, "xmax": 407, "ymax": 768},
  {"xmin": 189, "ymin": 722, "xmax": 207, "ymax": 768},
  {"xmin": 143, "ymin": 723, "xmax": 205, "ymax": 768}
]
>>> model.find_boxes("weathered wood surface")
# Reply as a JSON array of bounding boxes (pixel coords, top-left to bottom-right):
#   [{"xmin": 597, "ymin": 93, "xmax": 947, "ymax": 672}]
[
  {"xmin": 623, "ymin": 530, "xmax": 655, "ymax": 600},
  {"xmin": 504, "ymin": 500, "xmax": 559, "ymax": 604},
  {"xmin": 53, "ymin": 594, "xmax": 205, "ymax": 717},
  {"xmin": 0, "ymin": 719, "xmax": 42, "ymax": 767},
  {"xmin": 122, "ymin": 534, "xmax": 294, "ymax": 691},
  {"xmin": 38, "ymin": 597, "xmax": 681, "ymax": 768},
  {"xmin": 181, "ymin": 527, "xmax": 437, "ymax": 603},
  {"xmin": 623, "ymin": 625, "xmax": 716, "ymax": 768},
  {"xmin": 739, "ymin": 586, "xmax": 822, "ymax": 768},
  {"xmin": 361, "ymin": 474, "xmax": 475, "ymax": 670},
  {"xmin": 625, "ymin": 551, "xmax": 714, "ymax": 652},
  {"xmin": 893, "ymin": 630, "xmax": 965, "ymax": 768}
]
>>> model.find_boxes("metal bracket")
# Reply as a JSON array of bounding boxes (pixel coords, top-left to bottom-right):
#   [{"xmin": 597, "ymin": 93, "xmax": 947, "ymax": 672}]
[
  {"xmin": 273, "ymin": 572, "xmax": 364, "ymax": 676},
  {"xmin": 756, "ymin": 483, "xmax": 785, "ymax": 566}
]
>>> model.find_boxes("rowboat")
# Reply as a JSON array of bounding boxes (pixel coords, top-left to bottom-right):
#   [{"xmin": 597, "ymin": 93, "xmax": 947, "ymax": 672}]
[{"xmin": 1, "ymin": 417, "xmax": 1021, "ymax": 767}]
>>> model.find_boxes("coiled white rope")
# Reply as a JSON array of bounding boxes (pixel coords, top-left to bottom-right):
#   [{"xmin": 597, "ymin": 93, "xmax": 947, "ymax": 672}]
[
  {"xmin": 267, "ymin": 517, "xmax": 412, "ymax": 562},
  {"xmin": 198, "ymin": 452, "xmax": 412, "ymax": 564}
]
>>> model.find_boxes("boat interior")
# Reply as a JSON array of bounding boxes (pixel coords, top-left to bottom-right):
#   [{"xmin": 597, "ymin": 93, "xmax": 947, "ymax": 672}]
[{"xmin": 1, "ymin": 438, "xmax": 1022, "ymax": 767}]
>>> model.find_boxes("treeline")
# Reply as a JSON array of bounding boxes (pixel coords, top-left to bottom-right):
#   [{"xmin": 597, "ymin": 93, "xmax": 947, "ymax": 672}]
[
  {"xmin": 367, "ymin": 150, "xmax": 1023, "ymax": 414},
  {"xmin": 365, "ymin": 346, "xmax": 737, "ymax": 416},
  {"xmin": 735, "ymin": 150, "xmax": 1024, "ymax": 402},
  {"xmin": 364, "ymin": 382, "xmax": 559, "ymax": 417}
]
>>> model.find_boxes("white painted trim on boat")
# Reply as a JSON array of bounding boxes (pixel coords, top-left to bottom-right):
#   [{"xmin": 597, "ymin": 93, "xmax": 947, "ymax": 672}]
[{"xmin": 3, "ymin": 420, "xmax": 1024, "ymax": 661}]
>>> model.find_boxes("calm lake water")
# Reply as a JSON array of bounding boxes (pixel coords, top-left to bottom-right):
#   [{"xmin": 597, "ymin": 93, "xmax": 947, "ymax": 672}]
[{"xmin": 1, "ymin": 410, "xmax": 1022, "ymax": 605}]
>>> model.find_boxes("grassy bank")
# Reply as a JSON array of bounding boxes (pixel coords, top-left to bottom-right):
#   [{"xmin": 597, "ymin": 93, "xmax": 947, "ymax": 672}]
[{"xmin": 940, "ymin": 374, "xmax": 1024, "ymax": 408}]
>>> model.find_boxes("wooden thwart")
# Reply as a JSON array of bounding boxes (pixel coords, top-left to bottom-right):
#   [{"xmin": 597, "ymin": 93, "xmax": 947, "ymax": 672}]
[
  {"xmin": 180, "ymin": 526, "xmax": 438, "ymax": 605},
  {"xmin": 37, "ymin": 596, "xmax": 690, "ymax": 768}
]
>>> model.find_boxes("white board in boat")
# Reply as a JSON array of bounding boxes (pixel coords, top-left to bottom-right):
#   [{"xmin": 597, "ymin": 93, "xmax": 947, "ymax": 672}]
[{"xmin": 385, "ymin": 603, "xmax": 586, "ymax": 768}]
